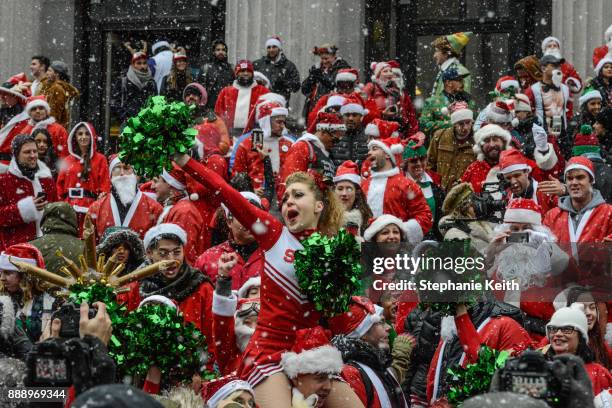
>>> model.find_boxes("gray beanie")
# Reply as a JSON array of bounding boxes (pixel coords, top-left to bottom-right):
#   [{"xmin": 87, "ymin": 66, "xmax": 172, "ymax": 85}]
[{"xmin": 50, "ymin": 60, "xmax": 69, "ymax": 80}]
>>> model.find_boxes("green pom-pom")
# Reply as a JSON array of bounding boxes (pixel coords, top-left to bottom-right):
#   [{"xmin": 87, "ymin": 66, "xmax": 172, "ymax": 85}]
[
  {"xmin": 579, "ymin": 124, "xmax": 593, "ymax": 135},
  {"xmin": 447, "ymin": 345, "xmax": 510, "ymax": 405},
  {"xmin": 119, "ymin": 96, "xmax": 196, "ymax": 178},
  {"xmin": 294, "ymin": 229, "xmax": 362, "ymax": 316}
]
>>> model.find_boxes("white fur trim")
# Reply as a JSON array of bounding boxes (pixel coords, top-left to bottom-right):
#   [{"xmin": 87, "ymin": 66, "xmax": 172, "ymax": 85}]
[
  {"xmin": 499, "ymin": 79, "xmax": 520, "ymax": 91},
  {"xmin": 541, "ymin": 36, "xmax": 561, "ymax": 53},
  {"xmin": 595, "ymin": 56, "xmax": 612, "ymax": 76},
  {"xmin": 579, "ymin": 89, "xmax": 602, "ymax": 107},
  {"xmin": 161, "ymin": 169, "xmax": 186, "ymax": 191},
  {"xmin": 500, "ymin": 163, "xmax": 531, "ymax": 175},
  {"xmin": 564, "ymin": 164, "xmax": 594, "ymax": 180},
  {"xmin": 486, "ymin": 109, "xmax": 513, "ymax": 124},
  {"xmin": 473, "ymin": 124, "xmax": 512, "ymax": 160},
  {"xmin": 348, "ymin": 304, "xmax": 384, "ymax": 338},
  {"xmin": 606, "ymin": 323, "xmax": 612, "ymax": 348},
  {"xmin": 340, "ymin": 103, "xmax": 366, "ymax": 116},
  {"xmin": 152, "ymin": 40, "xmax": 171, "ymax": 53},
  {"xmin": 440, "ymin": 315, "xmax": 458, "ymax": 341},
  {"xmin": 0, "ymin": 295, "xmax": 15, "ymax": 340},
  {"xmin": 265, "ymin": 37, "xmax": 282, "ymax": 49},
  {"xmin": 206, "ymin": 380, "xmax": 253, "ymax": 408},
  {"xmin": 17, "ymin": 196, "xmax": 40, "ymax": 223},
  {"xmin": 333, "ymin": 174, "xmax": 361, "ymax": 185},
  {"xmin": 281, "ymin": 345, "xmax": 344, "ymax": 379},
  {"xmin": 143, "ymin": 223, "xmax": 187, "ymax": 249},
  {"xmin": 534, "ymin": 143, "xmax": 558, "ymax": 171},
  {"xmin": 368, "ymin": 140, "xmax": 395, "ymax": 164},
  {"xmin": 450, "ymin": 109, "xmax": 473, "ymax": 125},
  {"xmin": 26, "ymin": 99, "xmax": 50, "ymax": 114},
  {"xmin": 258, "ymin": 92, "xmax": 287, "ymax": 107},
  {"xmin": 366, "ymin": 167, "xmax": 399, "ymax": 217},
  {"xmin": 404, "ymin": 218, "xmax": 424, "ymax": 245},
  {"xmin": 109, "ymin": 156, "xmax": 122, "ymax": 176},
  {"xmin": 364, "ymin": 123, "xmax": 379, "ymax": 138},
  {"xmin": 364, "ymin": 214, "xmax": 406, "ymax": 242},
  {"xmin": 237, "ymin": 276, "xmax": 261, "ymax": 299},
  {"xmin": 254, "ymin": 72, "xmax": 270, "ymax": 88},
  {"xmin": 212, "ymin": 292, "xmax": 238, "ymax": 317},
  {"xmin": 335, "ymin": 72, "xmax": 357, "ymax": 82},
  {"xmin": 503, "ymin": 208, "xmax": 541, "ymax": 225},
  {"xmin": 0, "ymin": 254, "xmax": 37, "ymax": 272},
  {"xmin": 565, "ymin": 77, "xmax": 582, "ymax": 93},
  {"xmin": 270, "ymin": 107, "xmax": 288, "ymax": 118},
  {"xmin": 316, "ymin": 123, "xmax": 346, "ymax": 132},
  {"xmin": 67, "ymin": 122, "xmax": 95, "ymax": 159},
  {"xmin": 327, "ymin": 95, "xmax": 346, "ymax": 108},
  {"xmin": 138, "ymin": 295, "xmax": 178, "ymax": 311},
  {"xmin": 343, "ymin": 209, "xmax": 363, "ymax": 229}
]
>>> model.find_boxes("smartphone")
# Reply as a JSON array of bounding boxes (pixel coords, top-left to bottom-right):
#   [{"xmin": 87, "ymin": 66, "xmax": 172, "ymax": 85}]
[
  {"xmin": 507, "ymin": 232, "xmax": 530, "ymax": 243},
  {"xmin": 36, "ymin": 192, "xmax": 47, "ymax": 200},
  {"xmin": 251, "ymin": 129, "xmax": 264, "ymax": 151}
]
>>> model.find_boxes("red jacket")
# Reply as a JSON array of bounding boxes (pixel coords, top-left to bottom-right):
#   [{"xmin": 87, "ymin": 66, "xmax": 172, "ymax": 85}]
[
  {"xmin": 0, "ymin": 159, "xmax": 58, "ymax": 250},
  {"xmin": 214, "ymin": 82, "xmax": 269, "ymax": 132},
  {"xmin": 22, "ymin": 118, "xmax": 69, "ymax": 159},
  {"xmin": 341, "ymin": 364, "xmax": 407, "ymax": 408},
  {"xmin": 195, "ymin": 240, "xmax": 264, "ymax": 290},
  {"xmin": 56, "ymin": 122, "xmax": 110, "ymax": 215},
  {"xmin": 307, "ymin": 91, "xmax": 379, "ymax": 130},
  {"xmin": 363, "ymin": 82, "xmax": 419, "ymax": 138},
  {"xmin": 361, "ymin": 167, "xmax": 433, "ymax": 238},
  {"xmin": 158, "ymin": 197, "xmax": 205, "ymax": 266},
  {"xmin": 0, "ymin": 110, "xmax": 29, "ymax": 167},
  {"xmin": 232, "ymin": 134, "xmax": 294, "ymax": 191}
]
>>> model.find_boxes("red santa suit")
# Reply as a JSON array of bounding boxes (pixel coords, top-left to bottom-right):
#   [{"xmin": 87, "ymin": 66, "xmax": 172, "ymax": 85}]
[
  {"xmin": 20, "ymin": 96, "xmax": 69, "ymax": 159},
  {"xmin": 195, "ymin": 241, "xmax": 263, "ymax": 290},
  {"xmin": 56, "ymin": 122, "xmax": 110, "ymax": 226},
  {"xmin": 0, "ymin": 110, "xmax": 29, "ymax": 170},
  {"xmin": 215, "ymin": 78, "xmax": 269, "ymax": 135},
  {"xmin": 180, "ymin": 156, "xmax": 323, "ymax": 387},
  {"xmin": 592, "ymin": 24, "xmax": 612, "ymax": 69},
  {"xmin": 0, "ymin": 159, "xmax": 58, "ymax": 250}
]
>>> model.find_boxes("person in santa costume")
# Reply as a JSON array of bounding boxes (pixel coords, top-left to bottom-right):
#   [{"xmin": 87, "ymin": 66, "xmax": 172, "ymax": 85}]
[
  {"xmin": 361, "ymin": 118, "xmax": 401, "ymax": 179},
  {"xmin": 151, "ymin": 163, "xmax": 204, "ymax": 265},
  {"xmin": 425, "ymin": 296, "xmax": 531, "ymax": 405},
  {"xmin": 361, "ymin": 136, "xmax": 432, "ymax": 243},
  {"xmin": 333, "ymin": 161, "xmax": 372, "ymax": 237},
  {"xmin": 304, "ymin": 94, "xmax": 345, "ymax": 134},
  {"xmin": 591, "ymin": 54, "xmax": 612, "ymax": 110},
  {"xmin": 473, "ymin": 76, "xmax": 521, "ymax": 132},
  {"xmin": 202, "ymin": 374, "xmax": 255, "ymax": 408},
  {"xmin": 56, "ymin": 122, "xmax": 110, "ymax": 230},
  {"xmin": 363, "ymin": 61, "xmax": 419, "ymax": 138},
  {"xmin": 0, "ymin": 243, "xmax": 56, "ymax": 342},
  {"xmin": 172, "ymin": 151, "xmax": 364, "ymax": 407},
  {"xmin": 232, "ymin": 101, "xmax": 293, "ymax": 200},
  {"xmin": 541, "ymin": 36, "xmax": 583, "ymax": 97},
  {"xmin": 280, "ymin": 326, "xmax": 345, "ymax": 408},
  {"xmin": 0, "ymin": 134, "xmax": 57, "ymax": 251},
  {"xmin": 592, "ymin": 23, "xmax": 612, "ymax": 91},
  {"xmin": 195, "ymin": 191, "xmax": 264, "ymax": 290},
  {"xmin": 0, "ymin": 73, "xmax": 30, "ymax": 166},
  {"xmin": 329, "ymin": 296, "xmax": 414, "ymax": 408},
  {"xmin": 87, "ymin": 156, "xmax": 162, "ymax": 241},
  {"xmin": 20, "ymin": 95, "xmax": 69, "ymax": 161},
  {"xmin": 215, "ymin": 60, "xmax": 269, "ymax": 139}
]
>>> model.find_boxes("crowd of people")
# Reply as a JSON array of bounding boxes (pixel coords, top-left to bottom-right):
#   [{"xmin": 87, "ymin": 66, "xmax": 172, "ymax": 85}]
[{"xmin": 0, "ymin": 25, "xmax": 611, "ymax": 408}]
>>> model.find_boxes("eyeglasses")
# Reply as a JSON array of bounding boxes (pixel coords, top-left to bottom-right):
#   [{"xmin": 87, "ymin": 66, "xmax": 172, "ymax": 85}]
[
  {"xmin": 547, "ymin": 325, "xmax": 576, "ymax": 335},
  {"xmin": 155, "ymin": 248, "xmax": 182, "ymax": 258}
]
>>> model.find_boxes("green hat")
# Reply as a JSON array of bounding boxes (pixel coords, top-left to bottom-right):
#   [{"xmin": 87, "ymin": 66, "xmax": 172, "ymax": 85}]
[
  {"xmin": 403, "ymin": 140, "xmax": 427, "ymax": 160},
  {"xmin": 572, "ymin": 124, "xmax": 601, "ymax": 156},
  {"xmin": 446, "ymin": 32, "xmax": 473, "ymax": 54}
]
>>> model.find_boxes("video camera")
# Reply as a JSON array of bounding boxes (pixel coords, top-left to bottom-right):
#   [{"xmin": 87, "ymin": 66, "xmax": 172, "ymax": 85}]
[{"xmin": 471, "ymin": 173, "xmax": 509, "ymax": 222}]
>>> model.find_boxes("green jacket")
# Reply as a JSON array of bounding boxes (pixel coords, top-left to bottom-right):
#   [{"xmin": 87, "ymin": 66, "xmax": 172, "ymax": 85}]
[
  {"xmin": 432, "ymin": 58, "xmax": 471, "ymax": 97},
  {"xmin": 419, "ymin": 92, "xmax": 478, "ymax": 138},
  {"xmin": 30, "ymin": 202, "xmax": 84, "ymax": 274}
]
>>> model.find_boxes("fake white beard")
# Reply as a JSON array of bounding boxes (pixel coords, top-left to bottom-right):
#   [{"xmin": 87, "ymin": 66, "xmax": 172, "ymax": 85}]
[
  {"xmin": 440, "ymin": 315, "xmax": 458, "ymax": 341},
  {"xmin": 544, "ymin": 48, "xmax": 563, "ymax": 60},
  {"xmin": 111, "ymin": 174, "xmax": 138, "ymax": 206},
  {"xmin": 552, "ymin": 69, "xmax": 563, "ymax": 88},
  {"xmin": 235, "ymin": 321, "xmax": 255, "ymax": 352}
]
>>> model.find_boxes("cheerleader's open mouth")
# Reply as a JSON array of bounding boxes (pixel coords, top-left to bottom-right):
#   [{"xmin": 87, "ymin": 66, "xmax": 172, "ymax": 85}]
[{"xmin": 286, "ymin": 208, "xmax": 300, "ymax": 224}]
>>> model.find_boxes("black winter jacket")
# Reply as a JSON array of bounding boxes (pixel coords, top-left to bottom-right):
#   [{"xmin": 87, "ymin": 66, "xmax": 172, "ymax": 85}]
[
  {"xmin": 253, "ymin": 53, "xmax": 300, "ymax": 103},
  {"xmin": 301, "ymin": 58, "xmax": 351, "ymax": 118},
  {"xmin": 111, "ymin": 75, "xmax": 157, "ymax": 124},
  {"xmin": 330, "ymin": 127, "xmax": 369, "ymax": 167},
  {"xmin": 198, "ymin": 59, "xmax": 234, "ymax": 109}
]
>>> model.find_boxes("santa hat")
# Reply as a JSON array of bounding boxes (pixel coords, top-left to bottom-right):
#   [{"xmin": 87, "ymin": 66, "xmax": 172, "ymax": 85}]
[
  {"xmin": 368, "ymin": 137, "xmax": 403, "ymax": 165},
  {"xmin": 280, "ymin": 326, "xmax": 344, "ymax": 379},
  {"xmin": 363, "ymin": 214, "xmax": 408, "ymax": 242},
  {"xmin": 173, "ymin": 52, "xmax": 187, "ymax": 62},
  {"xmin": 486, "ymin": 100, "xmax": 517, "ymax": 126},
  {"xmin": 328, "ymin": 296, "xmax": 384, "ymax": 337},
  {"xmin": 151, "ymin": 40, "xmax": 171, "ymax": 54},
  {"xmin": 0, "ymin": 243, "xmax": 45, "ymax": 273},
  {"xmin": 445, "ymin": 32, "xmax": 473, "ymax": 54},
  {"xmin": 222, "ymin": 191, "xmax": 262, "ymax": 218},
  {"xmin": 203, "ymin": 375, "xmax": 253, "ymax": 408},
  {"xmin": 572, "ymin": 125, "xmax": 601, "ymax": 156},
  {"xmin": 315, "ymin": 112, "xmax": 346, "ymax": 132},
  {"xmin": 131, "ymin": 51, "xmax": 147, "ymax": 64},
  {"xmin": 448, "ymin": 101, "xmax": 474, "ymax": 124},
  {"xmin": 108, "ymin": 154, "xmax": 123, "ymax": 176},
  {"xmin": 473, "ymin": 124, "xmax": 512, "ymax": 161},
  {"xmin": 138, "ymin": 295, "xmax": 178, "ymax": 311},
  {"xmin": 364, "ymin": 122, "xmax": 379, "ymax": 138},
  {"xmin": 0, "ymin": 73, "xmax": 30, "ymax": 102},
  {"xmin": 579, "ymin": 87, "xmax": 602, "ymax": 107},
  {"xmin": 265, "ymin": 35, "xmax": 282, "ymax": 49},
  {"xmin": 333, "ymin": 160, "xmax": 361, "ymax": 185},
  {"xmin": 143, "ymin": 223, "xmax": 187, "ymax": 250},
  {"xmin": 237, "ymin": 276, "xmax": 261, "ymax": 299},
  {"xmin": 495, "ymin": 76, "xmax": 520, "ymax": 93},
  {"xmin": 257, "ymin": 101, "xmax": 288, "ymax": 137},
  {"xmin": 256, "ymin": 92, "xmax": 287, "ymax": 108},
  {"xmin": 335, "ymin": 68, "xmax": 358, "ymax": 83},
  {"xmin": 546, "ymin": 303, "xmax": 588, "ymax": 342},
  {"xmin": 365, "ymin": 119, "xmax": 400, "ymax": 140},
  {"xmin": 594, "ymin": 55, "xmax": 612, "ymax": 77},
  {"xmin": 564, "ymin": 156, "xmax": 595, "ymax": 181},
  {"xmin": 499, "ymin": 149, "xmax": 532, "ymax": 174},
  {"xmin": 370, "ymin": 61, "xmax": 391, "ymax": 81},
  {"xmin": 234, "ymin": 60, "xmax": 254, "ymax": 75},
  {"xmin": 541, "ymin": 36, "xmax": 561, "ymax": 53},
  {"xmin": 514, "ymin": 93, "xmax": 532, "ymax": 112},
  {"xmin": 339, "ymin": 97, "xmax": 367, "ymax": 116},
  {"xmin": 253, "ymin": 71, "xmax": 271, "ymax": 88},
  {"xmin": 25, "ymin": 95, "xmax": 50, "ymax": 115},
  {"xmin": 161, "ymin": 164, "xmax": 187, "ymax": 191},
  {"xmin": 503, "ymin": 198, "xmax": 542, "ymax": 226}
]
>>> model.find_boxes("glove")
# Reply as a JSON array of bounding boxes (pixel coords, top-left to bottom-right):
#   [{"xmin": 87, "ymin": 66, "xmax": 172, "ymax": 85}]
[
  {"xmin": 550, "ymin": 354, "xmax": 595, "ymax": 408},
  {"xmin": 532, "ymin": 123, "xmax": 549, "ymax": 152},
  {"xmin": 391, "ymin": 333, "xmax": 416, "ymax": 384},
  {"xmin": 291, "ymin": 387, "xmax": 318, "ymax": 408}
]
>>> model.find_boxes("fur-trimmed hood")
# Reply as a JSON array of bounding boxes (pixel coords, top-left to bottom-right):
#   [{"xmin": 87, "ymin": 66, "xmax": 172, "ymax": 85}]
[{"xmin": 97, "ymin": 227, "xmax": 145, "ymax": 272}]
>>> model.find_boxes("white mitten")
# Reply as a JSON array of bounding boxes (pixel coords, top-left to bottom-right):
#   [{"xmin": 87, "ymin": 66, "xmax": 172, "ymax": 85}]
[
  {"xmin": 292, "ymin": 387, "xmax": 318, "ymax": 408},
  {"xmin": 532, "ymin": 123, "xmax": 549, "ymax": 152},
  {"xmin": 532, "ymin": 240, "xmax": 552, "ymax": 275}
]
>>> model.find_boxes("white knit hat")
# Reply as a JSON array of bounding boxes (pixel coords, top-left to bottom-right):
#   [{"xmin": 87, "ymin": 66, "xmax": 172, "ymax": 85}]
[
  {"xmin": 363, "ymin": 214, "xmax": 424, "ymax": 245},
  {"xmin": 546, "ymin": 303, "xmax": 588, "ymax": 342},
  {"xmin": 472, "ymin": 124, "xmax": 512, "ymax": 161},
  {"xmin": 237, "ymin": 276, "xmax": 261, "ymax": 299},
  {"xmin": 143, "ymin": 223, "xmax": 187, "ymax": 249},
  {"xmin": 579, "ymin": 89, "xmax": 602, "ymax": 107},
  {"xmin": 541, "ymin": 36, "xmax": 561, "ymax": 53}
]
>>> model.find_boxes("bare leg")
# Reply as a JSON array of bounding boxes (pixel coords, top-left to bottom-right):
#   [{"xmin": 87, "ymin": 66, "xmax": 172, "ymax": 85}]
[
  {"xmin": 253, "ymin": 372, "xmax": 293, "ymax": 408},
  {"xmin": 325, "ymin": 380, "xmax": 366, "ymax": 408}
]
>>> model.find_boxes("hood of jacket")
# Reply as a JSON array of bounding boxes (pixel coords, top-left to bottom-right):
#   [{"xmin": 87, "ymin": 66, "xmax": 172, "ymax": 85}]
[
  {"xmin": 67, "ymin": 121, "xmax": 98, "ymax": 159},
  {"xmin": 558, "ymin": 189, "xmax": 606, "ymax": 214},
  {"xmin": 40, "ymin": 202, "xmax": 79, "ymax": 236}
]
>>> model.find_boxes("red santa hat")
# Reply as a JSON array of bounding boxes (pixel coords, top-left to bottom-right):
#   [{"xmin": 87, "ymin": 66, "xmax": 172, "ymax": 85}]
[
  {"xmin": 324, "ymin": 95, "xmax": 346, "ymax": 112},
  {"xmin": 237, "ymin": 276, "xmax": 261, "ymax": 299},
  {"xmin": 315, "ymin": 112, "xmax": 346, "ymax": 132},
  {"xmin": 503, "ymin": 198, "xmax": 542, "ymax": 226},
  {"xmin": 333, "ymin": 160, "xmax": 361, "ymax": 186},
  {"xmin": 161, "ymin": 164, "xmax": 187, "ymax": 191},
  {"xmin": 364, "ymin": 118, "xmax": 400, "ymax": 140},
  {"xmin": 541, "ymin": 36, "xmax": 561, "ymax": 53},
  {"xmin": 173, "ymin": 52, "xmax": 187, "ymax": 62},
  {"xmin": 499, "ymin": 149, "xmax": 532, "ymax": 175},
  {"xmin": 234, "ymin": 60, "xmax": 254, "ymax": 76},
  {"xmin": 473, "ymin": 124, "xmax": 512, "ymax": 161},
  {"xmin": 363, "ymin": 214, "xmax": 407, "ymax": 242},
  {"xmin": 143, "ymin": 223, "xmax": 187, "ymax": 250},
  {"xmin": 203, "ymin": 375, "xmax": 253, "ymax": 408},
  {"xmin": 495, "ymin": 75, "xmax": 520, "ymax": 93},
  {"xmin": 368, "ymin": 137, "xmax": 404, "ymax": 165},
  {"xmin": 370, "ymin": 61, "xmax": 391, "ymax": 81},
  {"xmin": 0, "ymin": 72, "xmax": 30, "ymax": 102},
  {"xmin": 328, "ymin": 296, "xmax": 384, "ymax": 338},
  {"xmin": 339, "ymin": 96, "xmax": 367, "ymax": 116},
  {"xmin": 514, "ymin": 93, "xmax": 532, "ymax": 112},
  {"xmin": 256, "ymin": 101, "xmax": 288, "ymax": 137},
  {"xmin": 25, "ymin": 95, "xmax": 50, "ymax": 115},
  {"xmin": 564, "ymin": 156, "xmax": 595, "ymax": 181},
  {"xmin": 0, "ymin": 243, "xmax": 45, "ymax": 272},
  {"xmin": 335, "ymin": 68, "xmax": 359, "ymax": 83},
  {"xmin": 448, "ymin": 101, "xmax": 474, "ymax": 124},
  {"xmin": 265, "ymin": 35, "xmax": 282, "ymax": 49},
  {"xmin": 131, "ymin": 51, "xmax": 147, "ymax": 64},
  {"xmin": 547, "ymin": 303, "xmax": 588, "ymax": 342},
  {"xmin": 257, "ymin": 92, "xmax": 287, "ymax": 108},
  {"xmin": 594, "ymin": 55, "xmax": 612, "ymax": 77},
  {"xmin": 281, "ymin": 326, "xmax": 344, "ymax": 379},
  {"xmin": 253, "ymin": 71, "xmax": 271, "ymax": 88},
  {"xmin": 486, "ymin": 99, "xmax": 517, "ymax": 126}
]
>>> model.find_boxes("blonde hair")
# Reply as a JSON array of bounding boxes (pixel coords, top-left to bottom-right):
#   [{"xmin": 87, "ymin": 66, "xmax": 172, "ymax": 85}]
[
  {"xmin": 0, "ymin": 273, "xmax": 43, "ymax": 304},
  {"xmin": 285, "ymin": 172, "xmax": 344, "ymax": 237},
  {"xmin": 431, "ymin": 36, "xmax": 458, "ymax": 57}
]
